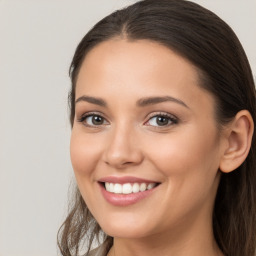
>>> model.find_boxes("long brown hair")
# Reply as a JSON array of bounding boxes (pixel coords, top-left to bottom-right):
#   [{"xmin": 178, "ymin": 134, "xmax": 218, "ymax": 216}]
[{"xmin": 58, "ymin": 1, "xmax": 256, "ymax": 255}]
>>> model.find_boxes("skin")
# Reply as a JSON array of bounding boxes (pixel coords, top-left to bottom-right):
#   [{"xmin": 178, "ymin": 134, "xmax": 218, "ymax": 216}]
[{"xmin": 70, "ymin": 39, "xmax": 228, "ymax": 256}]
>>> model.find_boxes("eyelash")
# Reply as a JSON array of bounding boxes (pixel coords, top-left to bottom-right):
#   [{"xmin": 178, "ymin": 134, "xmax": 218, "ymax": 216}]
[
  {"xmin": 144, "ymin": 112, "xmax": 178, "ymax": 127},
  {"xmin": 77, "ymin": 112, "xmax": 109, "ymax": 128},
  {"xmin": 77, "ymin": 112, "xmax": 178, "ymax": 128}
]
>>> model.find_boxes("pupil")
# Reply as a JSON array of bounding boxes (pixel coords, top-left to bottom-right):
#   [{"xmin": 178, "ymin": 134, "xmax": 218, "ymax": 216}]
[
  {"xmin": 157, "ymin": 116, "xmax": 168, "ymax": 126},
  {"xmin": 93, "ymin": 116, "xmax": 103, "ymax": 125}
]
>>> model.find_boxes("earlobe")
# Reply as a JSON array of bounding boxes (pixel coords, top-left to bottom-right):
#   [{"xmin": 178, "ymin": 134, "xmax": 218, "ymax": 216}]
[{"xmin": 219, "ymin": 110, "xmax": 254, "ymax": 173}]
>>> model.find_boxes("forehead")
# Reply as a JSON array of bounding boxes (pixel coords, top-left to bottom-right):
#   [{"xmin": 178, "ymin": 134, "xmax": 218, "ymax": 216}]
[
  {"xmin": 77, "ymin": 39, "xmax": 198, "ymax": 89},
  {"xmin": 76, "ymin": 39, "xmax": 215, "ymax": 115},
  {"xmin": 77, "ymin": 38, "xmax": 200, "ymax": 83}
]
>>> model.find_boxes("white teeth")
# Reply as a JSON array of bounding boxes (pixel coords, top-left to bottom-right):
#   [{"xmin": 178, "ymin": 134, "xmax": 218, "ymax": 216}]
[
  {"xmin": 109, "ymin": 183, "xmax": 114, "ymax": 193},
  {"xmin": 122, "ymin": 183, "xmax": 133, "ymax": 194},
  {"xmin": 140, "ymin": 183, "xmax": 147, "ymax": 192},
  {"xmin": 105, "ymin": 182, "xmax": 157, "ymax": 194},
  {"xmin": 105, "ymin": 182, "xmax": 110, "ymax": 191},
  {"xmin": 147, "ymin": 183, "xmax": 155, "ymax": 190},
  {"xmin": 114, "ymin": 184, "xmax": 122, "ymax": 194},
  {"xmin": 132, "ymin": 183, "xmax": 140, "ymax": 193}
]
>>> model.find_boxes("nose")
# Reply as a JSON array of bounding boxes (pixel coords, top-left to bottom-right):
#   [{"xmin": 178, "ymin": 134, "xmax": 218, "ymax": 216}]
[{"xmin": 103, "ymin": 125, "xmax": 143, "ymax": 169}]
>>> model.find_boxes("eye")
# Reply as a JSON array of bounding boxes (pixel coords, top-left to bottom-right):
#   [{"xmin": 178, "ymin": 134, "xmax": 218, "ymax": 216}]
[
  {"xmin": 78, "ymin": 113, "xmax": 109, "ymax": 127},
  {"xmin": 145, "ymin": 113, "xmax": 178, "ymax": 127}
]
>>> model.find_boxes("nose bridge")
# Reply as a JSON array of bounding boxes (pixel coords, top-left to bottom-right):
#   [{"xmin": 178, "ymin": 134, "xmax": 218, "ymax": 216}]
[{"xmin": 103, "ymin": 121, "xmax": 143, "ymax": 168}]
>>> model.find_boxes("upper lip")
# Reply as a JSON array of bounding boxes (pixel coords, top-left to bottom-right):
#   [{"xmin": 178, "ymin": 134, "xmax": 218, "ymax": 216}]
[{"xmin": 98, "ymin": 176, "xmax": 161, "ymax": 184}]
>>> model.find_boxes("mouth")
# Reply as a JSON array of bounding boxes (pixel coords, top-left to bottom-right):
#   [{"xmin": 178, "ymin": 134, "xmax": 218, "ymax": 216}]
[
  {"xmin": 98, "ymin": 176, "xmax": 161, "ymax": 206},
  {"xmin": 99, "ymin": 182, "xmax": 159, "ymax": 194}
]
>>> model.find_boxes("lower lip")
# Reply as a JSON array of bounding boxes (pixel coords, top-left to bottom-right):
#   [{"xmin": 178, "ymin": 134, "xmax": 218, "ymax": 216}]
[{"xmin": 99, "ymin": 183, "xmax": 158, "ymax": 206}]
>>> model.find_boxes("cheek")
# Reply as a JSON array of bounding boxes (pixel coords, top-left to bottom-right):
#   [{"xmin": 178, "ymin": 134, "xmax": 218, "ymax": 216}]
[
  {"xmin": 70, "ymin": 130, "xmax": 102, "ymax": 177},
  {"xmin": 146, "ymin": 131, "xmax": 220, "ymax": 219},
  {"xmin": 70, "ymin": 130, "xmax": 104, "ymax": 212},
  {"xmin": 144, "ymin": 125, "xmax": 220, "ymax": 185}
]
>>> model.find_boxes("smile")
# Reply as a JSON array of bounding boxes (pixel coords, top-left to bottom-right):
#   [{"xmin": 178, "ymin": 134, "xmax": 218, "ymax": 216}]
[
  {"xmin": 98, "ymin": 176, "xmax": 160, "ymax": 206},
  {"xmin": 105, "ymin": 182, "xmax": 157, "ymax": 194}
]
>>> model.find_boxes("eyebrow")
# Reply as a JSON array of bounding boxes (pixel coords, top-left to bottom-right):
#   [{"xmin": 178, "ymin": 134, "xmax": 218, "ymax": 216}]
[
  {"xmin": 75, "ymin": 95, "xmax": 189, "ymax": 109},
  {"xmin": 75, "ymin": 95, "xmax": 107, "ymax": 107},
  {"xmin": 136, "ymin": 96, "xmax": 189, "ymax": 108}
]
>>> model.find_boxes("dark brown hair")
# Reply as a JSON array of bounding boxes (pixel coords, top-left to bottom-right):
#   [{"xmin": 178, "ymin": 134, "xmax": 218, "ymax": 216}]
[{"xmin": 58, "ymin": 1, "xmax": 256, "ymax": 255}]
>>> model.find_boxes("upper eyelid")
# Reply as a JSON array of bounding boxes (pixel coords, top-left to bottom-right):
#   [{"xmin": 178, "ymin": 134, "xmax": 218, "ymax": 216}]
[
  {"xmin": 76, "ymin": 111, "xmax": 178, "ymax": 124},
  {"xmin": 77, "ymin": 112, "xmax": 110, "ymax": 128},
  {"xmin": 150, "ymin": 112, "xmax": 175, "ymax": 117},
  {"xmin": 144, "ymin": 112, "xmax": 179, "ymax": 126},
  {"xmin": 78, "ymin": 111, "xmax": 109, "ymax": 120},
  {"xmin": 146, "ymin": 111, "xmax": 178, "ymax": 120},
  {"xmin": 79, "ymin": 111, "xmax": 176, "ymax": 118}
]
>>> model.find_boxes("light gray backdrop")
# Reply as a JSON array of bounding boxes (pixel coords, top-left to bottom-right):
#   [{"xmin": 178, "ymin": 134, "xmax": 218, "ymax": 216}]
[{"xmin": 0, "ymin": 0, "xmax": 255, "ymax": 255}]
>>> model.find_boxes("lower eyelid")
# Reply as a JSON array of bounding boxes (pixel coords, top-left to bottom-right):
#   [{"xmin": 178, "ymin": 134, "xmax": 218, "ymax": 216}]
[
  {"xmin": 88, "ymin": 115, "xmax": 105, "ymax": 123},
  {"xmin": 146, "ymin": 118, "xmax": 176, "ymax": 126},
  {"xmin": 145, "ymin": 113, "xmax": 178, "ymax": 123},
  {"xmin": 77, "ymin": 112, "xmax": 178, "ymax": 127}
]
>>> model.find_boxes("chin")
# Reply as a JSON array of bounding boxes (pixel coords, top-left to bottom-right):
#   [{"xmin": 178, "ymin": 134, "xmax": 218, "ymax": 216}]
[{"xmin": 97, "ymin": 217, "xmax": 153, "ymax": 239}]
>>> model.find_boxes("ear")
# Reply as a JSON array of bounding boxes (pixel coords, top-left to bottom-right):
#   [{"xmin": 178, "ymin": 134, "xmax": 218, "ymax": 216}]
[{"xmin": 219, "ymin": 110, "xmax": 254, "ymax": 173}]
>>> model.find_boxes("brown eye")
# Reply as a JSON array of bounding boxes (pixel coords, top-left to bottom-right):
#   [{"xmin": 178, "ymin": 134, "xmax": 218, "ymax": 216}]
[
  {"xmin": 156, "ymin": 116, "xmax": 169, "ymax": 126},
  {"xmin": 91, "ymin": 115, "xmax": 104, "ymax": 125},
  {"xmin": 79, "ymin": 114, "xmax": 108, "ymax": 127},
  {"xmin": 146, "ymin": 114, "xmax": 178, "ymax": 127}
]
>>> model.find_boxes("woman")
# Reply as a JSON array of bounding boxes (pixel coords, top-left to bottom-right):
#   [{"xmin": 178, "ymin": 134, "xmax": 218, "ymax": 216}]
[{"xmin": 58, "ymin": 0, "xmax": 256, "ymax": 255}]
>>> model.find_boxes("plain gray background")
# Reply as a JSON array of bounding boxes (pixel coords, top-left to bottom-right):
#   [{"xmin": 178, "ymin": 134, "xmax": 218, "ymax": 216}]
[{"xmin": 0, "ymin": 0, "xmax": 255, "ymax": 255}]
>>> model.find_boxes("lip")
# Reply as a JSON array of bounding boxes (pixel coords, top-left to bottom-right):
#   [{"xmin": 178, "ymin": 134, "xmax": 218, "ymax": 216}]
[
  {"xmin": 98, "ymin": 176, "xmax": 160, "ymax": 206},
  {"xmin": 98, "ymin": 175, "xmax": 160, "ymax": 184}
]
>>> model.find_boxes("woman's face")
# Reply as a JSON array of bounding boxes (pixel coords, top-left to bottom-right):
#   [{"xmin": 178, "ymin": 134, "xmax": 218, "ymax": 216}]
[{"xmin": 70, "ymin": 39, "xmax": 226, "ymax": 239}]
